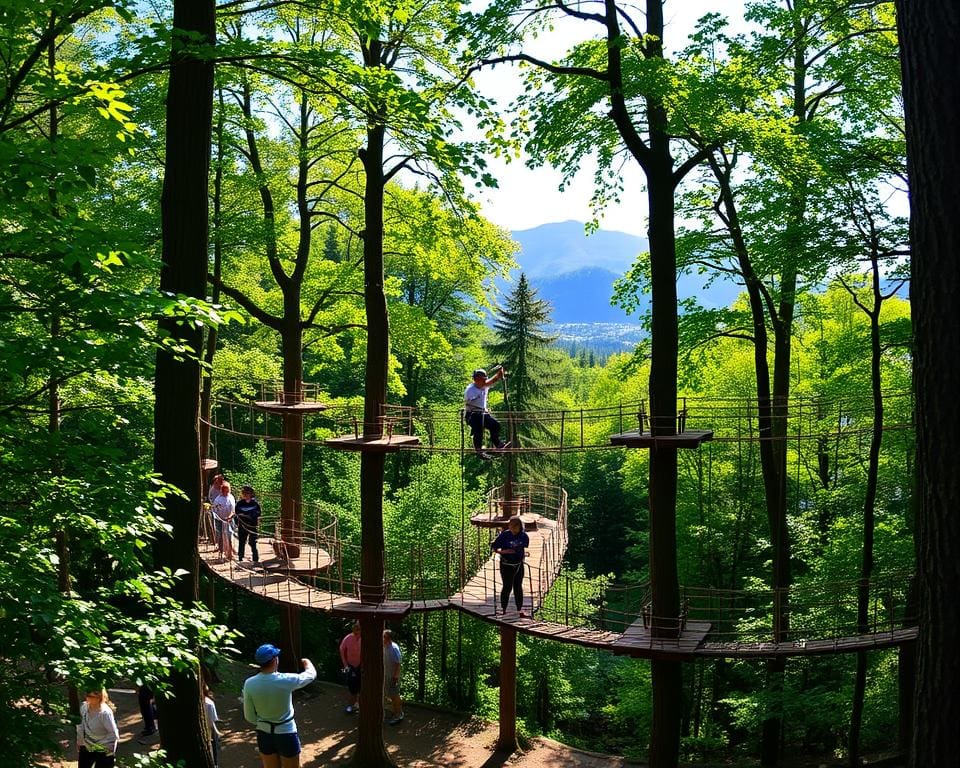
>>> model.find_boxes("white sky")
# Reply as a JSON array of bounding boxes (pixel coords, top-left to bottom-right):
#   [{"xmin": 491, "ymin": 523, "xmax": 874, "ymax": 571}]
[{"xmin": 469, "ymin": 1, "xmax": 747, "ymax": 236}]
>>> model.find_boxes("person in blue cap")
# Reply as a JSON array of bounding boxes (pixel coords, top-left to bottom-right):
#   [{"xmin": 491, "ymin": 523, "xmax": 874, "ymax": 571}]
[{"xmin": 242, "ymin": 644, "xmax": 316, "ymax": 768}]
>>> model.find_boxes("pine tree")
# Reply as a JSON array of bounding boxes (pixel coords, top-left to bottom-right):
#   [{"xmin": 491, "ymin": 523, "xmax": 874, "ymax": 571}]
[{"xmin": 486, "ymin": 273, "xmax": 558, "ymax": 478}]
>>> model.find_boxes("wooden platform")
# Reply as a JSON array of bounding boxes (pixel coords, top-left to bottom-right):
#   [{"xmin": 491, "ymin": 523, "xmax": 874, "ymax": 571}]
[
  {"xmin": 252, "ymin": 400, "xmax": 329, "ymax": 414},
  {"xmin": 324, "ymin": 434, "xmax": 421, "ymax": 452},
  {"xmin": 611, "ymin": 619, "xmax": 712, "ymax": 658},
  {"xmin": 256, "ymin": 537, "xmax": 335, "ymax": 576},
  {"xmin": 610, "ymin": 430, "xmax": 714, "ymax": 448},
  {"xmin": 469, "ymin": 510, "xmax": 541, "ymax": 530},
  {"xmin": 200, "ymin": 540, "xmax": 410, "ymax": 618}
]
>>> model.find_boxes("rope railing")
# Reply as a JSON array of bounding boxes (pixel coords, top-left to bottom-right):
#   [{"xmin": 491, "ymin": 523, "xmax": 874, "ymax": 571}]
[
  {"xmin": 253, "ymin": 380, "xmax": 327, "ymax": 405},
  {"xmin": 199, "ymin": 491, "xmax": 916, "ymax": 652},
  {"xmin": 528, "ymin": 569, "xmax": 916, "ymax": 644},
  {"xmin": 204, "ymin": 391, "xmax": 915, "ymax": 453}
]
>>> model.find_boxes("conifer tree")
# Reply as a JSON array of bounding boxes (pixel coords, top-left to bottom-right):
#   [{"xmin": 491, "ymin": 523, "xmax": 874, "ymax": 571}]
[{"xmin": 487, "ymin": 273, "xmax": 558, "ymax": 478}]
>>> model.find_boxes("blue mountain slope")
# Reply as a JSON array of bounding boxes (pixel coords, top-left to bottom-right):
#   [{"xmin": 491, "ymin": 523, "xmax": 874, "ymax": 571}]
[
  {"xmin": 508, "ymin": 221, "xmax": 740, "ymax": 325},
  {"xmin": 511, "ymin": 220, "xmax": 647, "ymax": 278}
]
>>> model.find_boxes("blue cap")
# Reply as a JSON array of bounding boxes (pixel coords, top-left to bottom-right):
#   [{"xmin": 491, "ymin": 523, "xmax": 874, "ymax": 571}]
[{"xmin": 254, "ymin": 644, "xmax": 281, "ymax": 664}]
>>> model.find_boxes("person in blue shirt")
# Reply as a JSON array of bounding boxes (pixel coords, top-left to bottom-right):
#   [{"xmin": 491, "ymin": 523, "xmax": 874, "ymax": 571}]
[
  {"xmin": 242, "ymin": 644, "xmax": 316, "ymax": 768},
  {"xmin": 382, "ymin": 630, "xmax": 404, "ymax": 725},
  {"xmin": 490, "ymin": 516, "xmax": 529, "ymax": 617},
  {"xmin": 235, "ymin": 485, "xmax": 262, "ymax": 562}
]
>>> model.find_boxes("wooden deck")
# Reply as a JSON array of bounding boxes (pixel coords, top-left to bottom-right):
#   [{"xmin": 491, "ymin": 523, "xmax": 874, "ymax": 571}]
[
  {"xmin": 611, "ymin": 620, "xmax": 712, "ymax": 658},
  {"xmin": 324, "ymin": 434, "xmax": 421, "ymax": 452},
  {"xmin": 610, "ymin": 430, "xmax": 714, "ymax": 448},
  {"xmin": 469, "ymin": 510, "xmax": 541, "ymax": 530},
  {"xmin": 256, "ymin": 536, "xmax": 335, "ymax": 575},
  {"xmin": 252, "ymin": 400, "xmax": 329, "ymax": 414},
  {"xmin": 199, "ymin": 540, "xmax": 411, "ymax": 619}
]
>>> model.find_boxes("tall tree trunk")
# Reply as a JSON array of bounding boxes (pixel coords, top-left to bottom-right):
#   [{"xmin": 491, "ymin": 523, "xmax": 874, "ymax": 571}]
[
  {"xmin": 898, "ymin": 461, "xmax": 919, "ymax": 753},
  {"xmin": 644, "ymin": 3, "xmax": 682, "ymax": 759},
  {"xmin": 496, "ymin": 626, "xmax": 519, "ymax": 751},
  {"xmin": 152, "ymin": 2, "xmax": 216, "ymax": 766},
  {"xmin": 847, "ymin": 237, "xmax": 886, "ymax": 765},
  {"xmin": 354, "ymin": 47, "xmax": 394, "ymax": 764},
  {"xmin": 895, "ymin": 3, "xmax": 960, "ymax": 765},
  {"xmin": 46, "ymin": 28, "xmax": 80, "ymax": 717}
]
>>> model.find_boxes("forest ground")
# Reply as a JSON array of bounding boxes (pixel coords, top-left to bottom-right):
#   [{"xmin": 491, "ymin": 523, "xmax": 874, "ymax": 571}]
[
  {"xmin": 46, "ymin": 659, "xmax": 629, "ymax": 768},
  {"xmin": 45, "ymin": 661, "xmax": 903, "ymax": 768}
]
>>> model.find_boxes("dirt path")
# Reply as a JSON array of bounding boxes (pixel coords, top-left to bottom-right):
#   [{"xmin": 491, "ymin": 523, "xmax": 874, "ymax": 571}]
[{"xmin": 49, "ymin": 670, "xmax": 632, "ymax": 768}]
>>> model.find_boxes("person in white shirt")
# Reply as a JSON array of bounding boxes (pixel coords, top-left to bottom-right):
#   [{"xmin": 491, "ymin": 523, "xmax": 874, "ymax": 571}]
[
  {"xmin": 243, "ymin": 644, "xmax": 316, "ymax": 768},
  {"xmin": 77, "ymin": 689, "xmax": 119, "ymax": 768},
  {"xmin": 463, "ymin": 367, "xmax": 508, "ymax": 460},
  {"xmin": 212, "ymin": 481, "xmax": 236, "ymax": 560},
  {"xmin": 204, "ymin": 684, "xmax": 222, "ymax": 768}
]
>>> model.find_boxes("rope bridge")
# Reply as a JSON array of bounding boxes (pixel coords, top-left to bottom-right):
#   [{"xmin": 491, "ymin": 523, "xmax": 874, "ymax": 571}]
[{"xmin": 198, "ymin": 483, "xmax": 916, "ymax": 658}]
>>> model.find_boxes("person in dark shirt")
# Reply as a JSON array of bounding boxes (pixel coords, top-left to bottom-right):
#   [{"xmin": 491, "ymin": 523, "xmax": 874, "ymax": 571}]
[
  {"xmin": 236, "ymin": 485, "xmax": 262, "ymax": 563},
  {"xmin": 490, "ymin": 516, "xmax": 530, "ymax": 616}
]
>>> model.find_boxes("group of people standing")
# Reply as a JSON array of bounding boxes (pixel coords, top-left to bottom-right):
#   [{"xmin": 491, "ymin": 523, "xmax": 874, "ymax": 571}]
[{"xmin": 209, "ymin": 474, "xmax": 262, "ymax": 563}]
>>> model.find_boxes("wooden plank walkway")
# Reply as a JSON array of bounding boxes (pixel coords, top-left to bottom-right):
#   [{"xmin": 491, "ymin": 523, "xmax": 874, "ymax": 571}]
[
  {"xmin": 199, "ymin": 540, "xmax": 411, "ymax": 619},
  {"xmin": 697, "ymin": 627, "xmax": 919, "ymax": 658},
  {"xmin": 452, "ymin": 518, "xmax": 564, "ymax": 621},
  {"xmin": 200, "ymin": 530, "xmax": 918, "ymax": 658}
]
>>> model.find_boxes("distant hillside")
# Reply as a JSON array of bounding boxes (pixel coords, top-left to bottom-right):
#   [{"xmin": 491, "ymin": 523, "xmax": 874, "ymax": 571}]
[
  {"xmin": 511, "ymin": 220, "xmax": 647, "ymax": 278},
  {"xmin": 536, "ymin": 266, "xmax": 632, "ymax": 323},
  {"xmin": 507, "ymin": 221, "xmax": 740, "ymax": 327}
]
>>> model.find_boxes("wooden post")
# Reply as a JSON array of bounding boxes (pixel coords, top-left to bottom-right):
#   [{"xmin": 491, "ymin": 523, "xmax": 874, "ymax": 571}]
[{"xmin": 496, "ymin": 625, "xmax": 519, "ymax": 752}]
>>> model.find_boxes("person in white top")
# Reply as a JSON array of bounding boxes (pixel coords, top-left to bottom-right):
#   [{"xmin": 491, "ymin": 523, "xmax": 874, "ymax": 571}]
[
  {"xmin": 243, "ymin": 644, "xmax": 316, "ymax": 768},
  {"xmin": 204, "ymin": 684, "xmax": 222, "ymax": 768},
  {"xmin": 77, "ymin": 688, "xmax": 119, "ymax": 768},
  {"xmin": 212, "ymin": 481, "xmax": 236, "ymax": 560},
  {"xmin": 463, "ymin": 367, "xmax": 508, "ymax": 460}
]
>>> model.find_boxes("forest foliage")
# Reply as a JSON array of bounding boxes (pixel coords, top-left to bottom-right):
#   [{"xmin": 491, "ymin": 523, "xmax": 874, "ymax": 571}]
[{"xmin": 0, "ymin": 0, "xmax": 911, "ymax": 766}]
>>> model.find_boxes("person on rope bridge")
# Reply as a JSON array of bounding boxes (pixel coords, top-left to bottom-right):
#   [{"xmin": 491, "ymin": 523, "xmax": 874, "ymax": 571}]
[
  {"xmin": 212, "ymin": 481, "xmax": 236, "ymax": 561},
  {"xmin": 243, "ymin": 644, "xmax": 316, "ymax": 768},
  {"xmin": 491, "ymin": 515, "xmax": 529, "ymax": 617},
  {"xmin": 236, "ymin": 484, "xmax": 262, "ymax": 563},
  {"xmin": 463, "ymin": 366, "xmax": 510, "ymax": 460},
  {"xmin": 339, "ymin": 620, "xmax": 362, "ymax": 714}
]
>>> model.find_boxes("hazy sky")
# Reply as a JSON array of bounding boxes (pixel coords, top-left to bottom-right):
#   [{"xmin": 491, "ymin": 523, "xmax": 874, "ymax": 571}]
[{"xmin": 470, "ymin": 1, "xmax": 747, "ymax": 236}]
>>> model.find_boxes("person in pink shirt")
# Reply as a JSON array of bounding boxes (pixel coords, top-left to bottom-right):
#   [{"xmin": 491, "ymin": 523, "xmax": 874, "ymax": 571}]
[{"xmin": 339, "ymin": 621, "xmax": 362, "ymax": 714}]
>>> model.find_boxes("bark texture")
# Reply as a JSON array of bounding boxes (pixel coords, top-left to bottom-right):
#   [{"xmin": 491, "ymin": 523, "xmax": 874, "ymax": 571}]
[
  {"xmin": 895, "ymin": 2, "xmax": 960, "ymax": 765},
  {"xmin": 152, "ymin": 1, "xmax": 216, "ymax": 766}
]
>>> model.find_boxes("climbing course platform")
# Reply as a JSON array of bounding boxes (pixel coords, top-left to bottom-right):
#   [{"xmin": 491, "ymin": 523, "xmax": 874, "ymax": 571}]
[{"xmin": 201, "ymin": 385, "xmax": 918, "ymax": 659}]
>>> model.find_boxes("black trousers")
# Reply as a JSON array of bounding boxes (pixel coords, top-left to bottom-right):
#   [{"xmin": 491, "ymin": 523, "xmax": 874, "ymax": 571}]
[
  {"xmin": 499, "ymin": 560, "xmax": 524, "ymax": 611},
  {"xmin": 238, "ymin": 524, "xmax": 259, "ymax": 561},
  {"xmin": 466, "ymin": 411, "xmax": 501, "ymax": 452},
  {"xmin": 79, "ymin": 748, "xmax": 115, "ymax": 768},
  {"xmin": 137, "ymin": 685, "xmax": 155, "ymax": 732}
]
